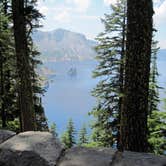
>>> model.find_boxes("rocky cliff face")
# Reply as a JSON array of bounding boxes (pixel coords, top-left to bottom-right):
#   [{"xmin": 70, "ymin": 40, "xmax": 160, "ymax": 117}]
[
  {"xmin": 33, "ymin": 29, "xmax": 97, "ymax": 62},
  {"xmin": 0, "ymin": 130, "xmax": 166, "ymax": 166}
]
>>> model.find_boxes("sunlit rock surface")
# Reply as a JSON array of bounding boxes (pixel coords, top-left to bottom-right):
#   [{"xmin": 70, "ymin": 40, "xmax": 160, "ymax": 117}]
[
  {"xmin": 0, "ymin": 131, "xmax": 64, "ymax": 166},
  {"xmin": 58, "ymin": 147, "xmax": 166, "ymax": 166},
  {"xmin": 58, "ymin": 147, "xmax": 116, "ymax": 166},
  {"xmin": 0, "ymin": 130, "xmax": 166, "ymax": 166}
]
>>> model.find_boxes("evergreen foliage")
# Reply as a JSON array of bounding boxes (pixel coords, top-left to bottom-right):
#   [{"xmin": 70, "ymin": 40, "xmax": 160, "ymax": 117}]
[
  {"xmin": 78, "ymin": 124, "xmax": 88, "ymax": 146},
  {"xmin": 0, "ymin": 1, "xmax": 18, "ymax": 131},
  {"xmin": 91, "ymin": 0, "xmax": 165, "ymax": 153},
  {"xmin": 90, "ymin": 0, "xmax": 126, "ymax": 147},
  {"xmin": 61, "ymin": 119, "xmax": 76, "ymax": 149},
  {"xmin": 90, "ymin": 105, "xmax": 115, "ymax": 147},
  {"xmin": 148, "ymin": 110, "xmax": 166, "ymax": 155},
  {"xmin": 148, "ymin": 41, "xmax": 166, "ymax": 154},
  {"xmin": 25, "ymin": 0, "xmax": 48, "ymax": 131},
  {"xmin": 50, "ymin": 122, "xmax": 58, "ymax": 137},
  {"xmin": 0, "ymin": 0, "xmax": 48, "ymax": 132},
  {"xmin": 148, "ymin": 41, "xmax": 160, "ymax": 116}
]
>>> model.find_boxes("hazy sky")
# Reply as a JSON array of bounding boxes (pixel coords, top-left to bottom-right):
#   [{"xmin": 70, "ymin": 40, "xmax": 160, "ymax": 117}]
[{"xmin": 37, "ymin": 0, "xmax": 166, "ymax": 48}]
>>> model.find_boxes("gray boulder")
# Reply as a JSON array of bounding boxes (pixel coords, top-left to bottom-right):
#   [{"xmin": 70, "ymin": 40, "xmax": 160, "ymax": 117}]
[
  {"xmin": 111, "ymin": 151, "xmax": 166, "ymax": 166},
  {"xmin": 58, "ymin": 147, "xmax": 166, "ymax": 166},
  {"xmin": 0, "ymin": 131, "xmax": 166, "ymax": 166},
  {"xmin": 0, "ymin": 149, "xmax": 50, "ymax": 166},
  {"xmin": 0, "ymin": 131, "xmax": 64, "ymax": 166},
  {"xmin": 58, "ymin": 147, "xmax": 116, "ymax": 166},
  {"xmin": 0, "ymin": 130, "xmax": 16, "ymax": 144}
]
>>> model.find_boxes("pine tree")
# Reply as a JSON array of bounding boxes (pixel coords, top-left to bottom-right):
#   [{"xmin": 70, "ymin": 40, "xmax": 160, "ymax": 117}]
[
  {"xmin": 35, "ymin": 97, "xmax": 48, "ymax": 131},
  {"xmin": 25, "ymin": 0, "xmax": 48, "ymax": 131},
  {"xmin": 90, "ymin": 0, "xmax": 126, "ymax": 147},
  {"xmin": 50, "ymin": 122, "xmax": 58, "ymax": 137},
  {"xmin": 78, "ymin": 124, "xmax": 88, "ymax": 146},
  {"xmin": 148, "ymin": 42, "xmax": 166, "ymax": 154},
  {"xmin": 120, "ymin": 0, "xmax": 153, "ymax": 152},
  {"xmin": 28, "ymin": 30, "xmax": 48, "ymax": 131},
  {"xmin": 148, "ymin": 109, "xmax": 166, "ymax": 155},
  {"xmin": 61, "ymin": 132, "xmax": 69, "ymax": 149},
  {"xmin": 61, "ymin": 119, "xmax": 76, "ymax": 148},
  {"xmin": 11, "ymin": 0, "xmax": 47, "ymax": 131},
  {"xmin": 0, "ymin": 1, "xmax": 18, "ymax": 129},
  {"xmin": 90, "ymin": 105, "xmax": 115, "ymax": 147},
  {"xmin": 0, "ymin": 0, "xmax": 47, "ymax": 132},
  {"xmin": 148, "ymin": 40, "xmax": 160, "ymax": 117},
  {"xmin": 12, "ymin": 0, "xmax": 36, "ymax": 131}
]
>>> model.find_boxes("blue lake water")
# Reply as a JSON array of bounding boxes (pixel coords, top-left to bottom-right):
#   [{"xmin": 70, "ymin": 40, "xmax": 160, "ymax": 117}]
[
  {"xmin": 42, "ymin": 60, "xmax": 98, "ymax": 135},
  {"xmin": 42, "ymin": 58, "xmax": 166, "ymax": 135}
]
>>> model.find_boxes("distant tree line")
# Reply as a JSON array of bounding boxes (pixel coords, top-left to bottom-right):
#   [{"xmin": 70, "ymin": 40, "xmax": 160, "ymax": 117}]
[
  {"xmin": 0, "ymin": 0, "xmax": 48, "ymax": 132},
  {"xmin": 50, "ymin": 119, "xmax": 88, "ymax": 149}
]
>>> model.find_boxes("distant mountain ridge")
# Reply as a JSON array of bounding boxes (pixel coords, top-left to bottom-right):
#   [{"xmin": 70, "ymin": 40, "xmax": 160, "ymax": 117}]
[
  {"xmin": 33, "ymin": 28, "xmax": 97, "ymax": 62},
  {"xmin": 32, "ymin": 28, "xmax": 166, "ymax": 62}
]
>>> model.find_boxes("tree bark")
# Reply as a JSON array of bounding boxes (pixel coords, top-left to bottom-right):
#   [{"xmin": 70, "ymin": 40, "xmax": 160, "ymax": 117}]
[
  {"xmin": 120, "ymin": 0, "xmax": 153, "ymax": 152},
  {"xmin": 12, "ymin": 0, "xmax": 36, "ymax": 131}
]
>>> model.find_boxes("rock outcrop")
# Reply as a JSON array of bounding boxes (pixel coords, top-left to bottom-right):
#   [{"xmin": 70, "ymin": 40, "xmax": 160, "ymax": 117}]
[
  {"xmin": 0, "ymin": 130, "xmax": 166, "ymax": 166},
  {"xmin": 0, "ymin": 131, "xmax": 64, "ymax": 166},
  {"xmin": 57, "ymin": 147, "xmax": 116, "ymax": 166},
  {"xmin": 58, "ymin": 147, "xmax": 166, "ymax": 166},
  {"xmin": 0, "ymin": 130, "xmax": 16, "ymax": 144},
  {"xmin": 110, "ymin": 151, "xmax": 166, "ymax": 166}
]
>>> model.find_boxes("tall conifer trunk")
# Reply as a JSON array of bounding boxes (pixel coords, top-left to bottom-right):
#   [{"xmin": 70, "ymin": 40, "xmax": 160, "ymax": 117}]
[
  {"xmin": 12, "ymin": 0, "xmax": 36, "ymax": 131},
  {"xmin": 120, "ymin": 0, "xmax": 153, "ymax": 152}
]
